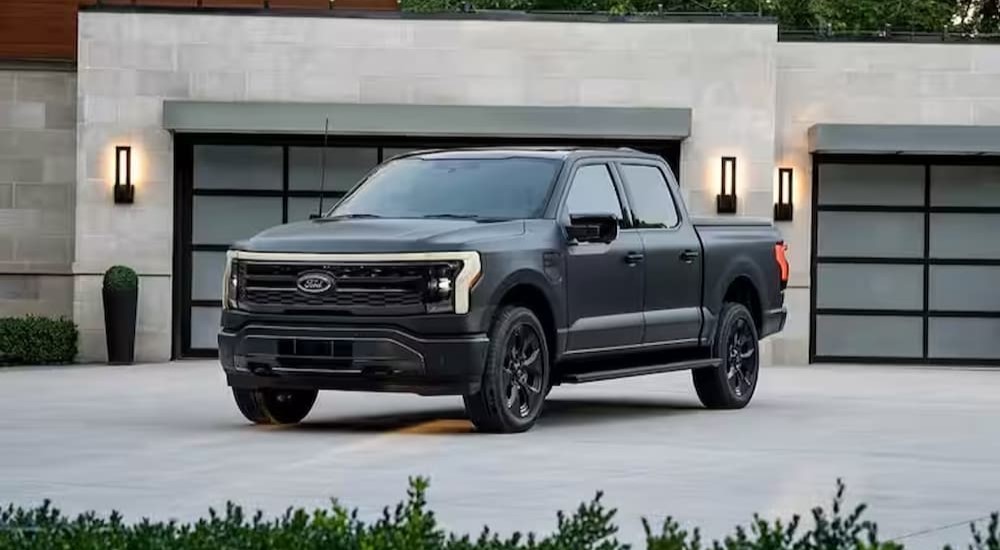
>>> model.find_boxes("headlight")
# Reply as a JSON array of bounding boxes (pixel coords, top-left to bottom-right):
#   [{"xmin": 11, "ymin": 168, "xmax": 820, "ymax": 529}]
[
  {"xmin": 222, "ymin": 253, "xmax": 239, "ymax": 310},
  {"xmin": 425, "ymin": 262, "xmax": 462, "ymax": 314}
]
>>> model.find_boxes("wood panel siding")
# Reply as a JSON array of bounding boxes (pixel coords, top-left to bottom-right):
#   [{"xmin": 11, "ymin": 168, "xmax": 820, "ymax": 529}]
[
  {"xmin": 331, "ymin": 0, "xmax": 397, "ymax": 10},
  {"xmin": 0, "ymin": 0, "xmax": 78, "ymax": 61},
  {"xmin": 0, "ymin": 0, "xmax": 400, "ymax": 63},
  {"xmin": 200, "ymin": 0, "xmax": 266, "ymax": 7},
  {"xmin": 268, "ymin": 0, "xmax": 331, "ymax": 8}
]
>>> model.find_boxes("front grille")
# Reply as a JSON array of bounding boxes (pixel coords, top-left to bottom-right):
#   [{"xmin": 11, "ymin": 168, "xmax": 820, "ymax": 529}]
[{"xmin": 236, "ymin": 261, "xmax": 456, "ymax": 315}]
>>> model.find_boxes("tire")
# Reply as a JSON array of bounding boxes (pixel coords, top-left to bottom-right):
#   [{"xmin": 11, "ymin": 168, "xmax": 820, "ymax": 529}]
[
  {"xmin": 232, "ymin": 388, "xmax": 318, "ymax": 425},
  {"xmin": 464, "ymin": 306, "xmax": 550, "ymax": 433},
  {"xmin": 692, "ymin": 302, "xmax": 760, "ymax": 409}
]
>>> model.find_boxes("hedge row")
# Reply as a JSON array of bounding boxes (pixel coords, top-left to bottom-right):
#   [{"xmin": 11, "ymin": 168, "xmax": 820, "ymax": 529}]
[
  {"xmin": 0, "ymin": 479, "xmax": 996, "ymax": 549},
  {"xmin": 0, "ymin": 316, "xmax": 78, "ymax": 365}
]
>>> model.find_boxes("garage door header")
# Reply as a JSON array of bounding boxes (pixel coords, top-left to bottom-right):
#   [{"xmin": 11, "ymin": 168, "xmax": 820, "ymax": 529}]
[
  {"xmin": 809, "ymin": 123, "xmax": 1000, "ymax": 155},
  {"xmin": 163, "ymin": 101, "xmax": 692, "ymax": 140}
]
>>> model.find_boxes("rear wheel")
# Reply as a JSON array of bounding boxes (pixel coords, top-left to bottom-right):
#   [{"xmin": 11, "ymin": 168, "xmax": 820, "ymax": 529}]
[
  {"xmin": 692, "ymin": 302, "xmax": 759, "ymax": 409},
  {"xmin": 232, "ymin": 388, "xmax": 318, "ymax": 425},
  {"xmin": 464, "ymin": 306, "xmax": 550, "ymax": 433}
]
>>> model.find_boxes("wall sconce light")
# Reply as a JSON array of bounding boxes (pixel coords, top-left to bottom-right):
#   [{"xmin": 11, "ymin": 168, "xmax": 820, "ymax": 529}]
[
  {"xmin": 774, "ymin": 168, "xmax": 793, "ymax": 221},
  {"xmin": 716, "ymin": 156, "xmax": 737, "ymax": 214},
  {"xmin": 114, "ymin": 145, "xmax": 134, "ymax": 204}
]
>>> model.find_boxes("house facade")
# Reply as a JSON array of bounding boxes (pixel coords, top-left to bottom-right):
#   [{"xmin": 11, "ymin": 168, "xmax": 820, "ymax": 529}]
[{"xmin": 3, "ymin": 4, "xmax": 1000, "ymax": 365}]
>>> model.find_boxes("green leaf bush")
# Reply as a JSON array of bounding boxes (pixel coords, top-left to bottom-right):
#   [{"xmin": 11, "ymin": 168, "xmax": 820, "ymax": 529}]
[
  {"xmin": 103, "ymin": 265, "xmax": 138, "ymax": 293},
  {"xmin": 0, "ymin": 479, "xmax": 996, "ymax": 549},
  {"xmin": 0, "ymin": 316, "xmax": 78, "ymax": 365}
]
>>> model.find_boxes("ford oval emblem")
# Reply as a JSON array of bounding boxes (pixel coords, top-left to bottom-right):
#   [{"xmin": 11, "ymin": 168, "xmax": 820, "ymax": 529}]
[{"xmin": 296, "ymin": 271, "xmax": 335, "ymax": 294}]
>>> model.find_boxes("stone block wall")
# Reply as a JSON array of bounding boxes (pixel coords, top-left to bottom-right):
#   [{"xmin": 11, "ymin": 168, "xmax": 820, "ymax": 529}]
[
  {"xmin": 772, "ymin": 42, "xmax": 1000, "ymax": 364},
  {"xmin": 76, "ymin": 11, "xmax": 779, "ymax": 362},
  {"xmin": 0, "ymin": 68, "xmax": 76, "ymax": 320}
]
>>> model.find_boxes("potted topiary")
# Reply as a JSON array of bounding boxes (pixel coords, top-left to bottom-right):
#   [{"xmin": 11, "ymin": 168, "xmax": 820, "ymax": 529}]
[{"xmin": 103, "ymin": 265, "xmax": 138, "ymax": 365}]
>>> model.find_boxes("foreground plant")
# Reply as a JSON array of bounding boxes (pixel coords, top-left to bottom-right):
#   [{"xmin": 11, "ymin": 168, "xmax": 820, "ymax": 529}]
[{"xmin": 0, "ymin": 479, "xmax": 995, "ymax": 549}]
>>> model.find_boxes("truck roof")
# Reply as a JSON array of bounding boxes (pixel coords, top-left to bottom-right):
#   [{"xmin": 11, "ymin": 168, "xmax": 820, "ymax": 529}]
[{"xmin": 386, "ymin": 146, "xmax": 663, "ymax": 162}]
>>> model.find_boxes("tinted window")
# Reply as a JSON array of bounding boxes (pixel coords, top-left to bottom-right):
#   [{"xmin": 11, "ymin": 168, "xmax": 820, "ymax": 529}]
[
  {"xmin": 621, "ymin": 164, "xmax": 679, "ymax": 228},
  {"xmin": 564, "ymin": 164, "xmax": 624, "ymax": 222},
  {"xmin": 331, "ymin": 157, "xmax": 561, "ymax": 220}
]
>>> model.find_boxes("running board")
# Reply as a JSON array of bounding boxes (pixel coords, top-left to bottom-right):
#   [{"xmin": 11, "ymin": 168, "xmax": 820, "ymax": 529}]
[{"xmin": 559, "ymin": 358, "xmax": 720, "ymax": 384}]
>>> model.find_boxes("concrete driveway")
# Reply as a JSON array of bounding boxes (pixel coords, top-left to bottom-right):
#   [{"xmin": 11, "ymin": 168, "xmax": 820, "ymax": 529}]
[{"xmin": 0, "ymin": 361, "xmax": 997, "ymax": 548}]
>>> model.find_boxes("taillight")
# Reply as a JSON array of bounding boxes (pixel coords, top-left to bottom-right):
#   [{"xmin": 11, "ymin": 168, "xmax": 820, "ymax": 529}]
[{"xmin": 774, "ymin": 242, "xmax": 789, "ymax": 290}]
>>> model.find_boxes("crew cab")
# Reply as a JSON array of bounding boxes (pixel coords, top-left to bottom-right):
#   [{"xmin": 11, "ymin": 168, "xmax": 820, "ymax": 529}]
[{"xmin": 219, "ymin": 147, "xmax": 788, "ymax": 433}]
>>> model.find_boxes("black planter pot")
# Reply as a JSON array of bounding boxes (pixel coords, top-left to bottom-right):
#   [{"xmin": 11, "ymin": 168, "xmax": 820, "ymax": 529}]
[{"xmin": 103, "ymin": 286, "xmax": 137, "ymax": 365}]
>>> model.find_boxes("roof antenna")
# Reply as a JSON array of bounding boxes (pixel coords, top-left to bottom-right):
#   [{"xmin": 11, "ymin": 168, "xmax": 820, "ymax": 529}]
[{"xmin": 316, "ymin": 117, "xmax": 329, "ymax": 219}]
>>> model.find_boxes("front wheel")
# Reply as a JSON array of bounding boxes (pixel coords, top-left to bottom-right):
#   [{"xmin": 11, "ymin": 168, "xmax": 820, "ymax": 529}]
[
  {"xmin": 692, "ymin": 302, "xmax": 759, "ymax": 409},
  {"xmin": 464, "ymin": 306, "xmax": 550, "ymax": 433},
  {"xmin": 232, "ymin": 388, "xmax": 318, "ymax": 425}
]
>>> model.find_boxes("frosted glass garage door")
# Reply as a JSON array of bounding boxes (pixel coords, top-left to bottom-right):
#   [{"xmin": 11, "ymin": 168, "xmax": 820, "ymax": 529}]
[
  {"xmin": 184, "ymin": 144, "xmax": 382, "ymax": 353},
  {"xmin": 926, "ymin": 166, "xmax": 1000, "ymax": 362},
  {"xmin": 189, "ymin": 145, "xmax": 284, "ymax": 352},
  {"xmin": 813, "ymin": 162, "xmax": 1000, "ymax": 364}
]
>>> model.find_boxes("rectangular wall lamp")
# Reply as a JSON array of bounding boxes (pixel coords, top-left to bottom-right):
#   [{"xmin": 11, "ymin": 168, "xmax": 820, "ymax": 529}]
[
  {"xmin": 716, "ymin": 156, "xmax": 737, "ymax": 214},
  {"xmin": 115, "ymin": 145, "xmax": 134, "ymax": 205},
  {"xmin": 774, "ymin": 167, "xmax": 793, "ymax": 221}
]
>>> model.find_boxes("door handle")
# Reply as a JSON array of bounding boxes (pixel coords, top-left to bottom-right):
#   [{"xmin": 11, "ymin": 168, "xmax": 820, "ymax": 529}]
[
  {"xmin": 625, "ymin": 251, "xmax": 645, "ymax": 265},
  {"xmin": 679, "ymin": 249, "xmax": 700, "ymax": 263}
]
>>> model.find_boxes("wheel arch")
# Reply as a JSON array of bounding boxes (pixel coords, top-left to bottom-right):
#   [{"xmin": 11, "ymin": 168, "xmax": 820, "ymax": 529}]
[
  {"xmin": 489, "ymin": 271, "xmax": 562, "ymax": 363},
  {"xmin": 706, "ymin": 265, "xmax": 765, "ymax": 348},
  {"xmin": 722, "ymin": 276, "xmax": 762, "ymax": 334}
]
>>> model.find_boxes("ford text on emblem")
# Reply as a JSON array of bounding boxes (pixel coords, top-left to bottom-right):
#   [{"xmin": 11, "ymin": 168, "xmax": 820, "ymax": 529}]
[{"xmin": 296, "ymin": 272, "xmax": 335, "ymax": 294}]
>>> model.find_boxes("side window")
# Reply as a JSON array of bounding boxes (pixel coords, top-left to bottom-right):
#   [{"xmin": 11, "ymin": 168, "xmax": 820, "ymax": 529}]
[
  {"xmin": 564, "ymin": 164, "xmax": 625, "ymax": 224},
  {"xmin": 620, "ymin": 164, "xmax": 679, "ymax": 228}
]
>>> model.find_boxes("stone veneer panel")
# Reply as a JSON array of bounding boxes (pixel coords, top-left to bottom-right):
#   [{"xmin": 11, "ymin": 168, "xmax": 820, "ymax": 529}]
[{"xmin": 0, "ymin": 68, "xmax": 76, "ymax": 321}]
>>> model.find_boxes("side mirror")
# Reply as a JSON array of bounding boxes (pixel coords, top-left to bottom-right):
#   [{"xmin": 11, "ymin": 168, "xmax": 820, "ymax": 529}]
[{"xmin": 566, "ymin": 213, "xmax": 619, "ymax": 244}]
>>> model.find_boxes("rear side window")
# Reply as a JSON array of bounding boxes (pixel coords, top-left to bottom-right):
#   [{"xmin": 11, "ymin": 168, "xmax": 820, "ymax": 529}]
[
  {"xmin": 620, "ymin": 164, "xmax": 679, "ymax": 228},
  {"xmin": 564, "ymin": 164, "xmax": 625, "ymax": 223}
]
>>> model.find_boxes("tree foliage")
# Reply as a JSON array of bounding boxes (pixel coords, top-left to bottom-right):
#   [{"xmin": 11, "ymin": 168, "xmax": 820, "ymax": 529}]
[{"xmin": 400, "ymin": 0, "xmax": 1000, "ymax": 34}]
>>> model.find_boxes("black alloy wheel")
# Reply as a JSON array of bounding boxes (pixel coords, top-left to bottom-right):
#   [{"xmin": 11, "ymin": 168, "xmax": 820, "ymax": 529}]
[
  {"xmin": 501, "ymin": 323, "xmax": 545, "ymax": 419},
  {"xmin": 726, "ymin": 316, "xmax": 758, "ymax": 399},
  {"xmin": 464, "ymin": 306, "xmax": 550, "ymax": 433},
  {"xmin": 232, "ymin": 388, "xmax": 318, "ymax": 425},
  {"xmin": 692, "ymin": 302, "xmax": 760, "ymax": 409}
]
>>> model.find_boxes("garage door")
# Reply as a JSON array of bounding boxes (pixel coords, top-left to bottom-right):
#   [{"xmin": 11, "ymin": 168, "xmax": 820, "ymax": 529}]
[{"xmin": 812, "ymin": 159, "xmax": 1000, "ymax": 365}]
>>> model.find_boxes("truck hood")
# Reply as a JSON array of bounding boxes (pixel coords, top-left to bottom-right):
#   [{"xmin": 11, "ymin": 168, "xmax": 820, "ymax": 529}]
[{"xmin": 237, "ymin": 218, "xmax": 526, "ymax": 253}]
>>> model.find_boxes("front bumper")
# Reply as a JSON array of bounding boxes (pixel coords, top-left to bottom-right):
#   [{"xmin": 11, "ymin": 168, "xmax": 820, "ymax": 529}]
[{"xmin": 219, "ymin": 323, "xmax": 489, "ymax": 396}]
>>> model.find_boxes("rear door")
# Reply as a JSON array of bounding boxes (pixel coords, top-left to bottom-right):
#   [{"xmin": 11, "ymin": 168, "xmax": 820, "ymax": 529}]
[
  {"xmin": 562, "ymin": 162, "xmax": 645, "ymax": 352},
  {"xmin": 616, "ymin": 161, "xmax": 703, "ymax": 346}
]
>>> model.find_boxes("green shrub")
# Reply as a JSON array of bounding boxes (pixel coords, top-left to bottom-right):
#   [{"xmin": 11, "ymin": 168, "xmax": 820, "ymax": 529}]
[
  {"xmin": 103, "ymin": 265, "xmax": 138, "ymax": 292},
  {"xmin": 0, "ymin": 316, "xmax": 78, "ymax": 366},
  {"xmin": 0, "ymin": 478, "xmax": 996, "ymax": 549}
]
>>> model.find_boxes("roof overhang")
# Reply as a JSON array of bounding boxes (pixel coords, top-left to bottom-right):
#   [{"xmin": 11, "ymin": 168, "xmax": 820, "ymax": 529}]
[
  {"xmin": 809, "ymin": 123, "xmax": 1000, "ymax": 156},
  {"xmin": 163, "ymin": 101, "xmax": 692, "ymax": 141}
]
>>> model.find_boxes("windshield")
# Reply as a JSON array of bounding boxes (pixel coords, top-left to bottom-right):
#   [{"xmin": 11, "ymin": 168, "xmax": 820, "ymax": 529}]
[{"xmin": 327, "ymin": 157, "xmax": 562, "ymax": 220}]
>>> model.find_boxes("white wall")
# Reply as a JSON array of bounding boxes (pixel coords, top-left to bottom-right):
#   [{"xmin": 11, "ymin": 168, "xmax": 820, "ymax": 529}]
[
  {"xmin": 772, "ymin": 42, "xmax": 1000, "ymax": 363},
  {"xmin": 76, "ymin": 12, "xmax": 778, "ymax": 362}
]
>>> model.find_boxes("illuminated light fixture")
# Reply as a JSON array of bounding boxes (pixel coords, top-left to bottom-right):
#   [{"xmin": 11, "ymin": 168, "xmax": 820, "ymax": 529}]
[
  {"xmin": 716, "ymin": 156, "xmax": 737, "ymax": 214},
  {"xmin": 114, "ymin": 145, "xmax": 134, "ymax": 204},
  {"xmin": 774, "ymin": 167, "xmax": 793, "ymax": 221}
]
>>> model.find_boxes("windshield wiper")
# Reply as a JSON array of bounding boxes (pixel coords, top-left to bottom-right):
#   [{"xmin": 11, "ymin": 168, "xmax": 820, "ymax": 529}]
[
  {"xmin": 322, "ymin": 213, "xmax": 383, "ymax": 221},
  {"xmin": 421, "ymin": 213, "xmax": 480, "ymax": 220}
]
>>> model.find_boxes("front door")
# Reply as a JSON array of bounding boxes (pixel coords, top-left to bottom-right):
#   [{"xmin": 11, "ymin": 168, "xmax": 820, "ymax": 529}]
[
  {"xmin": 563, "ymin": 162, "xmax": 645, "ymax": 352},
  {"xmin": 617, "ymin": 162, "xmax": 703, "ymax": 345}
]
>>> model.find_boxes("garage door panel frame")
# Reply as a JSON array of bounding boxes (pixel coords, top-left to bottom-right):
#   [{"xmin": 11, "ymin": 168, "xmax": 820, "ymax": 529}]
[{"xmin": 811, "ymin": 154, "xmax": 1000, "ymax": 366}]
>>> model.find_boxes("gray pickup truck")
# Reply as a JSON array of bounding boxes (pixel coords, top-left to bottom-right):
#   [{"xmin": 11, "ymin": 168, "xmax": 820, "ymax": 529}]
[{"xmin": 219, "ymin": 147, "xmax": 788, "ymax": 433}]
